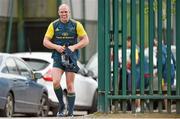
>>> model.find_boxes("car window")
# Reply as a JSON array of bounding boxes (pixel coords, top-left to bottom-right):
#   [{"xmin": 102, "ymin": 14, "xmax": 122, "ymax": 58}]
[
  {"xmin": 5, "ymin": 58, "xmax": 19, "ymax": 75},
  {"xmin": 0, "ymin": 56, "xmax": 2, "ymax": 65},
  {"xmin": 1, "ymin": 64, "xmax": 8, "ymax": 73},
  {"xmin": 14, "ymin": 58, "xmax": 33, "ymax": 79},
  {"xmin": 22, "ymin": 58, "xmax": 50, "ymax": 71}
]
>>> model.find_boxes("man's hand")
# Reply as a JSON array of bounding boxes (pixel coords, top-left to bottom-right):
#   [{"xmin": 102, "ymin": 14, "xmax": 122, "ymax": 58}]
[
  {"xmin": 55, "ymin": 45, "xmax": 65, "ymax": 53},
  {"xmin": 68, "ymin": 45, "xmax": 76, "ymax": 52}
]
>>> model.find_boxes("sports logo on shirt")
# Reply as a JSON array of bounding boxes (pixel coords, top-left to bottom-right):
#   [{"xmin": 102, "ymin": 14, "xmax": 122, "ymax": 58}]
[
  {"xmin": 56, "ymin": 32, "xmax": 74, "ymax": 39},
  {"xmin": 55, "ymin": 28, "xmax": 60, "ymax": 32},
  {"xmin": 62, "ymin": 32, "xmax": 68, "ymax": 37}
]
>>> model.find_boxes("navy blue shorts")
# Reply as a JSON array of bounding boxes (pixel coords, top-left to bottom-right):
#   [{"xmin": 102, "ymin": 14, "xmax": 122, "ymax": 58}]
[{"xmin": 53, "ymin": 59, "xmax": 79, "ymax": 73}]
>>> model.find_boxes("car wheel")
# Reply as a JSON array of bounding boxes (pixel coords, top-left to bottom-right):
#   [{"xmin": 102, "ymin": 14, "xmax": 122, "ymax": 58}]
[
  {"xmin": 37, "ymin": 94, "xmax": 49, "ymax": 117},
  {"xmin": 0, "ymin": 93, "xmax": 14, "ymax": 117},
  {"xmin": 88, "ymin": 90, "xmax": 97, "ymax": 114},
  {"xmin": 51, "ymin": 107, "xmax": 58, "ymax": 116}
]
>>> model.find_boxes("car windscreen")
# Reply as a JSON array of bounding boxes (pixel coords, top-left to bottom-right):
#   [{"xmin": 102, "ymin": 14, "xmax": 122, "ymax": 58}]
[{"xmin": 22, "ymin": 58, "xmax": 50, "ymax": 71}]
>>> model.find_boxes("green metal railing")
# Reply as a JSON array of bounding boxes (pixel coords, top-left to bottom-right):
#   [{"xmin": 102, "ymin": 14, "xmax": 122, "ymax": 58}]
[
  {"xmin": 6, "ymin": 0, "xmax": 13, "ymax": 53},
  {"xmin": 98, "ymin": 0, "xmax": 180, "ymax": 114},
  {"xmin": 6, "ymin": 0, "xmax": 25, "ymax": 53},
  {"xmin": 17, "ymin": 0, "xmax": 25, "ymax": 52}
]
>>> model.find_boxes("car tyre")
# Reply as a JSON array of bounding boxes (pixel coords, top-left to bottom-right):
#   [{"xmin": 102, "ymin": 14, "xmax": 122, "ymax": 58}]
[
  {"xmin": 0, "ymin": 93, "xmax": 14, "ymax": 117},
  {"xmin": 51, "ymin": 107, "xmax": 58, "ymax": 116},
  {"xmin": 37, "ymin": 94, "xmax": 49, "ymax": 117},
  {"xmin": 88, "ymin": 90, "xmax": 97, "ymax": 114}
]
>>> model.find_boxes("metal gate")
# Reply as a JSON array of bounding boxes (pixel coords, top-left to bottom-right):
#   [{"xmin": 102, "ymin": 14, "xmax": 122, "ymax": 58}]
[{"xmin": 98, "ymin": 0, "xmax": 180, "ymax": 114}]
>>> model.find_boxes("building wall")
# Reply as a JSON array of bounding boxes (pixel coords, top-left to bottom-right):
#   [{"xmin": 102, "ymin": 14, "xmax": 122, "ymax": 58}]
[
  {"xmin": 24, "ymin": 0, "xmax": 57, "ymax": 18},
  {"xmin": 0, "ymin": 0, "xmax": 18, "ymax": 17},
  {"xmin": 0, "ymin": 20, "xmax": 7, "ymax": 52}
]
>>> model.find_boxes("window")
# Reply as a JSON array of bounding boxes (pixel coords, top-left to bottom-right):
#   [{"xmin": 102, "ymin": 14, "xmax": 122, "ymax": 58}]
[
  {"xmin": 22, "ymin": 58, "xmax": 49, "ymax": 71},
  {"xmin": 15, "ymin": 58, "xmax": 32, "ymax": 79},
  {"xmin": 0, "ymin": 56, "xmax": 2, "ymax": 65},
  {"xmin": 1, "ymin": 65, "xmax": 8, "ymax": 73},
  {"xmin": 5, "ymin": 58, "xmax": 19, "ymax": 75}
]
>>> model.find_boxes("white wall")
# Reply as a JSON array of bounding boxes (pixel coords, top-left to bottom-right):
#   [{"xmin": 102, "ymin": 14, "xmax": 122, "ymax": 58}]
[
  {"xmin": 63, "ymin": 0, "xmax": 97, "ymax": 21},
  {"xmin": 0, "ymin": 0, "xmax": 17, "ymax": 17},
  {"xmin": 0, "ymin": 0, "xmax": 9, "ymax": 16}
]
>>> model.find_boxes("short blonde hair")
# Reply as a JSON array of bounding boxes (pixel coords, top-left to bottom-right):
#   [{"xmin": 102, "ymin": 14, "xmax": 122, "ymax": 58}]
[{"xmin": 58, "ymin": 4, "xmax": 70, "ymax": 13}]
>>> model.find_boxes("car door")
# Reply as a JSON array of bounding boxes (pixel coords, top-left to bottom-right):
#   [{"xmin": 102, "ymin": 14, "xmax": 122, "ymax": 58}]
[
  {"xmin": 14, "ymin": 58, "xmax": 42, "ymax": 112},
  {"xmin": 4, "ymin": 57, "xmax": 28, "ymax": 112}
]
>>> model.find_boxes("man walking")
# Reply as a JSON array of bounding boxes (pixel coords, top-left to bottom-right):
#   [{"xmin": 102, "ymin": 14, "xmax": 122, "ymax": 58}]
[{"xmin": 43, "ymin": 4, "xmax": 89, "ymax": 117}]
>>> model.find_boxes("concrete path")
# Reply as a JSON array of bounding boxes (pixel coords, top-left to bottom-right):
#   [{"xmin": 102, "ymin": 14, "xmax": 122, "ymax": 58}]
[{"xmin": 0, "ymin": 111, "xmax": 180, "ymax": 119}]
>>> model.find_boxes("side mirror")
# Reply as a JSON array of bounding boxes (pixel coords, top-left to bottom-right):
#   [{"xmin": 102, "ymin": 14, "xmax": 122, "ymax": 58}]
[{"xmin": 34, "ymin": 72, "xmax": 43, "ymax": 79}]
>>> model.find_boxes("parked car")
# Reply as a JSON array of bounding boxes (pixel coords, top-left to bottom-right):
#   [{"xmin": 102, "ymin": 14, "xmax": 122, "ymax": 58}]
[
  {"xmin": 85, "ymin": 53, "xmax": 98, "ymax": 79},
  {"xmin": 85, "ymin": 49, "xmax": 132, "ymax": 79},
  {"xmin": 13, "ymin": 52, "xmax": 98, "ymax": 115},
  {"xmin": 0, "ymin": 53, "xmax": 49, "ymax": 117},
  {"xmin": 85, "ymin": 49, "xmax": 131, "ymax": 79}
]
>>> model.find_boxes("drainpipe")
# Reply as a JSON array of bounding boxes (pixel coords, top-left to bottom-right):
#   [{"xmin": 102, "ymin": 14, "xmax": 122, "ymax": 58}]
[
  {"xmin": 17, "ymin": 0, "xmax": 25, "ymax": 52},
  {"xmin": 6, "ymin": 0, "xmax": 13, "ymax": 53},
  {"xmin": 81, "ymin": 0, "xmax": 86, "ymax": 63},
  {"xmin": 69, "ymin": 0, "xmax": 74, "ymax": 18},
  {"xmin": 57, "ymin": 0, "xmax": 62, "ymax": 13}
]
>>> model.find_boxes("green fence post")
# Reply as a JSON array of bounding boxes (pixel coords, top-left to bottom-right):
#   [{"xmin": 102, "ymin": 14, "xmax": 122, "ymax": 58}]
[
  {"xmin": 104, "ymin": 0, "xmax": 111, "ymax": 113},
  {"xmin": 121, "ymin": 0, "xmax": 127, "ymax": 112},
  {"xmin": 140, "ymin": 0, "xmax": 145, "ymax": 113},
  {"xmin": 166, "ymin": 0, "xmax": 172, "ymax": 113},
  {"xmin": 131, "ymin": 0, "xmax": 137, "ymax": 113},
  {"xmin": 176, "ymin": 0, "xmax": 180, "ymax": 114},
  {"xmin": 113, "ymin": 0, "xmax": 119, "ymax": 112},
  {"xmin": 157, "ymin": 0, "xmax": 163, "ymax": 112},
  {"xmin": 98, "ymin": 0, "xmax": 106, "ymax": 112},
  {"xmin": 148, "ymin": 0, "xmax": 154, "ymax": 112}
]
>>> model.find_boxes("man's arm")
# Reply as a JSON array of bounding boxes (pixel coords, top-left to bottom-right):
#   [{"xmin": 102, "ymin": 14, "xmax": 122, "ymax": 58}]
[{"xmin": 68, "ymin": 35, "xmax": 89, "ymax": 52}]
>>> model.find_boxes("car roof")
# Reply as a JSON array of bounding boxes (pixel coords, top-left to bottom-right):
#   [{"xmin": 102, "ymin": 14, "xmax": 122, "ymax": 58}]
[
  {"xmin": 0, "ymin": 53, "xmax": 31, "ymax": 69},
  {"xmin": 0, "ymin": 53, "xmax": 11, "ymax": 57},
  {"xmin": 13, "ymin": 52, "xmax": 53, "ymax": 62},
  {"xmin": 0, "ymin": 53, "xmax": 10, "ymax": 65},
  {"xmin": 0, "ymin": 53, "xmax": 19, "ymax": 60}
]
